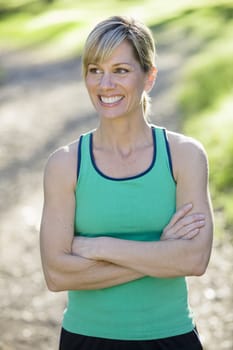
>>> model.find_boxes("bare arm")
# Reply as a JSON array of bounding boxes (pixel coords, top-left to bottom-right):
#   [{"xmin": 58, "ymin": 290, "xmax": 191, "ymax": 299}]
[
  {"xmin": 40, "ymin": 143, "xmax": 143, "ymax": 292},
  {"xmin": 73, "ymin": 135, "xmax": 213, "ymax": 278}
]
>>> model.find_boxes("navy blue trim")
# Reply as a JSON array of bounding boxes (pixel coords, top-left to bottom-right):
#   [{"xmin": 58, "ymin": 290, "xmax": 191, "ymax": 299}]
[
  {"xmin": 77, "ymin": 135, "xmax": 83, "ymax": 181},
  {"xmin": 162, "ymin": 128, "xmax": 176, "ymax": 183},
  {"xmin": 89, "ymin": 127, "xmax": 157, "ymax": 181}
]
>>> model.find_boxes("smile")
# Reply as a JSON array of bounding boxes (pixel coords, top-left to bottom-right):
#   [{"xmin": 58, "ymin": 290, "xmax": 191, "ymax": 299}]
[{"xmin": 99, "ymin": 96, "xmax": 124, "ymax": 104}]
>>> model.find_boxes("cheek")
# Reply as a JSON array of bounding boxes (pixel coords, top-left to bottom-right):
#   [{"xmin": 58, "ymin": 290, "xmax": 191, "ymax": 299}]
[
  {"xmin": 130, "ymin": 80, "xmax": 147, "ymax": 101},
  {"xmin": 85, "ymin": 80, "xmax": 93, "ymax": 91},
  {"xmin": 85, "ymin": 76, "xmax": 98, "ymax": 90}
]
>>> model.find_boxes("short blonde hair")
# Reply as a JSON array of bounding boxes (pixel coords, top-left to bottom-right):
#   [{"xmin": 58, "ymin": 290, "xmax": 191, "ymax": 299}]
[{"xmin": 82, "ymin": 16, "xmax": 156, "ymax": 117}]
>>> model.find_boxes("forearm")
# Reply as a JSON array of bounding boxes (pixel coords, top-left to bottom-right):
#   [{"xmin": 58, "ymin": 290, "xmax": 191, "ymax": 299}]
[
  {"xmin": 74, "ymin": 203, "xmax": 213, "ymax": 278},
  {"xmin": 43, "ymin": 253, "xmax": 143, "ymax": 292},
  {"xmin": 84, "ymin": 232, "xmax": 212, "ymax": 278}
]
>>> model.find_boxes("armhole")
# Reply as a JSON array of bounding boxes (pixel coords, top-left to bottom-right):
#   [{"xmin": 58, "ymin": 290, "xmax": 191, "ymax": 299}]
[
  {"xmin": 77, "ymin": 135, "xmax": 83, "ymax": 181},
  {"xmin": 162, "ymin": 128, "xmax": 176, "ymax": 183}
]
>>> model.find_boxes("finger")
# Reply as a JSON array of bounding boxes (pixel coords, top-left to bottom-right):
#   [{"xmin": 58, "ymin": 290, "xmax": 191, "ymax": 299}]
[
  {"xmin": 162, "ymin": 216, "xmax": 205, "ymax": 240},
  {"xmin": 173, "ymin": 214, "xmax": 205, "ymax": 234},
  {"xmin": 181, "ymin": 228, "xmax": 200, "ymax": 240},
  {"xmin": 166, "ymin": 203, "xmax": 193, "ymax": 229},
  {"xmin": 163, "ymin": 215, "xmax": 205, "ymax": 239},
  {"xmin": 176, "ymin": 219, "xmax": 205, "ymax": 238}
]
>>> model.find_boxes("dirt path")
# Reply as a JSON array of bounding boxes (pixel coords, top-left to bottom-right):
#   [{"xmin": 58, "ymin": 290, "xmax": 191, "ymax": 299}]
[{"xmin": 0, "ymin": 28, "xmax": 232, "ymax": 349}]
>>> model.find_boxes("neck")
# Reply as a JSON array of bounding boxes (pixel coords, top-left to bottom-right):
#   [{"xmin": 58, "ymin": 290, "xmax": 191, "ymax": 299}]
[{"xmin": 94, "ymin": 117, "xmax": 152, "ymax": 157}]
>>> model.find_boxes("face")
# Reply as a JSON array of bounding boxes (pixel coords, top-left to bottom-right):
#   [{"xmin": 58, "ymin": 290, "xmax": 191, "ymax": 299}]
[{"xmin": 85, "ymin": 40, "xmax": 154, "ymax": 121}]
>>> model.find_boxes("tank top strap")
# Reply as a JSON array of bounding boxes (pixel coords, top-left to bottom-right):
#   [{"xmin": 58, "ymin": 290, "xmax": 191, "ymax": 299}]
[
  {"xmin": 76, "ymin": 131, "xmax": 93, "ymax": 182},
  {"xmin": 152, "ymin": 126, "xmax": 175, "ymax": 182}
]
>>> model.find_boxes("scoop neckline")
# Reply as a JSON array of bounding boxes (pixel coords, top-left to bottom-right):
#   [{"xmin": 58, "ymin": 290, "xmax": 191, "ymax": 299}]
[{"xmin": 89, "ymin": 127, "xmax": 157, "ymax": 181}]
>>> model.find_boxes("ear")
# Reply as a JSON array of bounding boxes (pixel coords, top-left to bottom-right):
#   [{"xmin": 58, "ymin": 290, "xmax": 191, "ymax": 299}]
[{"xmin": 145, "ymin": 66, "xmax": 157, "ymax": 92}]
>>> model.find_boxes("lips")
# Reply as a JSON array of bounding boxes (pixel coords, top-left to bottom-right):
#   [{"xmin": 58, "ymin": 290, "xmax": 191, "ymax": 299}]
[{"xmin": 99, "ymin": 95, "xmax": 124, "ymax": 104}]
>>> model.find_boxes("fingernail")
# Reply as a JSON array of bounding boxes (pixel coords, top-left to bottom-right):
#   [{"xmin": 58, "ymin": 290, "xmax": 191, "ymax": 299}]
[
  {"xmin": 186, "ymin": 203, "xmax": 192, "ymax": 208},
  {"xmin": 198, "ymin": 214, "xmax": 205, "ymax": 219},
  {"xmin": 199, "ymin": 220, "xmax": 205, "ymax": 225}
]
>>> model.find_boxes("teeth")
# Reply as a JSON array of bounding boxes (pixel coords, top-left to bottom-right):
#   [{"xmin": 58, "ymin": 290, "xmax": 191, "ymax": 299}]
[{"xmin": 100, "ymin": 96, "xmax": 123, "ymax": 104}]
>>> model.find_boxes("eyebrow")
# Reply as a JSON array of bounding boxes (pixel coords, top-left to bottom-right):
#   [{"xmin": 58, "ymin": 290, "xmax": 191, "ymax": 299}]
[
  {"xmin": 88, "ymin": 62, "xmax": 133, "ymax": 67},
  {"xmin": 112, "ymin": 62, "xmax": 132, "ymax": 66}
]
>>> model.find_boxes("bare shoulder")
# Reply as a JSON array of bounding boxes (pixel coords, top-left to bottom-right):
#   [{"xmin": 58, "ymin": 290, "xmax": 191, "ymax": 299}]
[
  {"xmin": 166, "ymin": 130, "xmax": 208, "ymax": 180},
  {"xmin": 46, "ymin": 139, "xmax": 79, "ymax": 169},
  {"xmin": 44, "ymin": 139, "xmax": 80, "ymax": 191},
  {"xmin": 167, "ymin": 130, "xmax": 207, "ymax": 159}
]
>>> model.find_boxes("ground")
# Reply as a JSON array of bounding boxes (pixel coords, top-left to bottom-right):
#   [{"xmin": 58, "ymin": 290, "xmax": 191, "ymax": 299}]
[{"xmin": 0, "ymin": 27, "xmax": 232, "ymax": 350}]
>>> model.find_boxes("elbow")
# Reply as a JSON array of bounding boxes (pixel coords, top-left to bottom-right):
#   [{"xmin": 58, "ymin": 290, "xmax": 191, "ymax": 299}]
[
  {"xmin": 187, "ymin": 236, "xmax": 213, "ymax": 277},
  {"xmin": 189, "ymin": 253, "xmax": 210, "ymax": 276},
  {"xmin": 41, "ymin": 253, "xmax": 71, "ymax": 292},
  {"xmin": 191, "ymin": 264, "xmax": 207, "ymax": 277},
  {"xmin": 44, "ymin": 269, "xmax": 66, "ymax": 292},
  {"xmin": 47, "ymin": 280, "xmax": 62, "ymax": 292}
]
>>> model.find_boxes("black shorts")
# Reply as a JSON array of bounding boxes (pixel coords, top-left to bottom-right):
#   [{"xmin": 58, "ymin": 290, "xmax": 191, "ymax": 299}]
[{"xmin": 59, "ymin": 328, "xmax": 203, "ymax": 350}]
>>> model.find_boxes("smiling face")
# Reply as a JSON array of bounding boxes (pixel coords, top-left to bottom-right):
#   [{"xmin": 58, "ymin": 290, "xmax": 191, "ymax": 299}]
[{"xmin": 85, "ymin": 40, "xmax": 154, "ymax": 121}]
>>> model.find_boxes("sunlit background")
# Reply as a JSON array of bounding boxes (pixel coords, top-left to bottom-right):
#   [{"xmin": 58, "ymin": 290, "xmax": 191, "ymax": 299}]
[{"xmin": 0, "ymin": 1, "xmax": 232, "ymax": 349}]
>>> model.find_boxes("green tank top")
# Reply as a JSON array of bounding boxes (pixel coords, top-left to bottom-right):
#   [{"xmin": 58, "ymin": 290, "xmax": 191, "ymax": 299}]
[{"xmin": 62, "ymin": 125, "xmax": 194, "ymax": 340}]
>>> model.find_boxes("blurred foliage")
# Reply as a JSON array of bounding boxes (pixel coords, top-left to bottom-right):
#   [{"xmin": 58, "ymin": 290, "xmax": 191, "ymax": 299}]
[
  {"xmin": 183, "ymin": 96, "xmax": 233, "ymax": 233},
  {"xmin": 178, "ymin": 7, "xmax": 233, "ymax": 117},
  {"xmin": 0, "ymin": 0, "xmax": 154, "ymax": 58},
  {"xmin": 0, "ymin": 0, "xmax": 51, "ymax": 16},
  {"xmin": 0, "ymin": 1, "xmax": 87, "ymax": 51},
  {"xmin": 176, "ymin": 2, "xmax": 233, "ymax": 233},
  {"xmin": 0, "ymin": 0, "xmax": 229, "ymax": 53}
]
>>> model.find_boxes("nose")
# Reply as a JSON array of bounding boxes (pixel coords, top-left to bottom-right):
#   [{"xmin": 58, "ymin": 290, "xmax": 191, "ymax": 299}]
[{"xmin": 99, "ymin": 72, "xmax": 115, "ymax": 89}]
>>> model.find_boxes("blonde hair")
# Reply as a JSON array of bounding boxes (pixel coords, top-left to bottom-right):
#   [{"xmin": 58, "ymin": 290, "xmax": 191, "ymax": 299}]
[{"xmin": 82, "ymin": 16, "xmax": 156, "ymax": 117}]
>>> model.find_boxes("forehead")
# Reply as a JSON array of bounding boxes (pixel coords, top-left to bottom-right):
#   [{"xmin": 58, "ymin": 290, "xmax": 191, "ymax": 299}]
[{"xmin": 90, "ymin": 40, "xmax": 139, "ymax": 66}]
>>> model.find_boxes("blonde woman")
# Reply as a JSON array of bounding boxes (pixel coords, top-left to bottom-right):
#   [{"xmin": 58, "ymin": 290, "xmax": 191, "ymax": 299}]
[{"xmin": 40, "ymin": 16, "xmax": 213, "ymax": 349}]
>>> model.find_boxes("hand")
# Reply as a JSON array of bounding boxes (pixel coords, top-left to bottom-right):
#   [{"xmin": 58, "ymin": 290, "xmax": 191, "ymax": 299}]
[{"xmin": 161, "ymin": 203, "xmax": 205, "ymax": 241}]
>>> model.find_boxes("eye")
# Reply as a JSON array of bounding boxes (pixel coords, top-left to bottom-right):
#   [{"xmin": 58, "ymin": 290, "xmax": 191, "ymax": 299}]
[
  {"xmin": 88, "ymin": 67, "xmax": 103, "ymax": 74},
  {"xmin": 115, "ymin": 67, "xmax": 129, "ymax": 74}
]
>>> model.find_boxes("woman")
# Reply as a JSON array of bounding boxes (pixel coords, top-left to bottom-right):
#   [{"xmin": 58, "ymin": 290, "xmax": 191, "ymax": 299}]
[{"xmin": 40, "ymin": 16, "xmax": 213, "ymax": 349}]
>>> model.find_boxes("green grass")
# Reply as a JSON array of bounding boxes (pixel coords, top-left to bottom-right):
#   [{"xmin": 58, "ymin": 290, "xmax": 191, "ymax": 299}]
[
  {"xmin": 179, "ymin": 23, "xmax": 233, "ymax": 118},
  {"xmin": 0, "ymin": 0, "xmax": 156, "ymax": 57},
  {"xmin": 0, "ymin": 13, "xmax": 84, "ymax": 48},
  {"xmin": 176, "ymin": 2, "xmax": 233, "ymax": 235},
  {"xmin": 1, "ymin": 0, "xmax": 231, "ymax": 56},
  {"xmin": 183, "ymin": 95, "xmax": 233, "ymax": 233}
]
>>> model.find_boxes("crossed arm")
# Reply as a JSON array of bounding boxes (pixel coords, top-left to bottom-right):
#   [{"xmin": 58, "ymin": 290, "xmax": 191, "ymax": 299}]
[
  {"xmin": 40, "ymin": 136, "xmax": 213, "ymax": 292},
  {"xmin": 40, "ymin": 145, "xmax": 144, "ymax": 291},
  {"xmin": 72, "ymin": 204, "xmax": 208, "ymax": 279}
]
